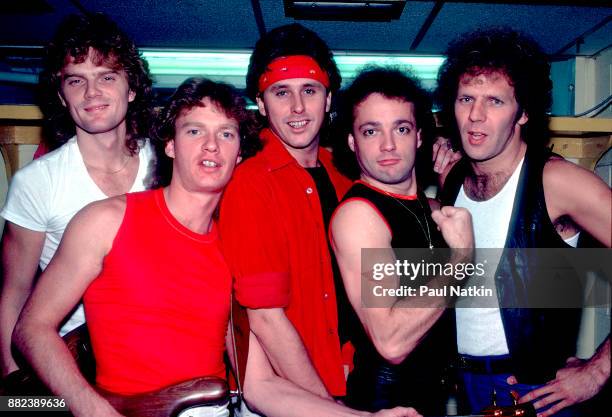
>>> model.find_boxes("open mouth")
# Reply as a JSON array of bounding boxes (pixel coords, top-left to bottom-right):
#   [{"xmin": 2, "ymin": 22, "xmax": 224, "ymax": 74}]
[
  {"xmin": 467, "ymin": 131, "xmax": 487, "ymax": 143},
  {"xmin": 288, "ymin": 120, "xmax": 308, "ymax": 129},
  {"xmin": 201, "ymin": 160, "xmax": 219, "ymax": 168},
  {"xmin": 84, "ymin": 104, "xmax": 109, "ymax": 112}
]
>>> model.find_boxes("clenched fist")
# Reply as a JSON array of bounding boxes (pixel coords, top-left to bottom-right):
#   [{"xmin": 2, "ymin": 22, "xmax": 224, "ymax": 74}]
[{"xmin": 431, "ymin": 206, "xmax": 474, "ymax": 249}]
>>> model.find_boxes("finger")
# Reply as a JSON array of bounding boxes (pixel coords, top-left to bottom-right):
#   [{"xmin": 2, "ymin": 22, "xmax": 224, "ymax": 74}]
[
  {"xmin": 440, "ymin": 149, "xmax": 452, "ymax": 170},
  {"xmin": 507, "ymin": 375, "xmax": 518, "ymax": 384},
  {"xmin": 564, "ymin": 356, "xmax": 581, "ymax": 366},
  {"xmin": 450, "ymin": 150, "xmax": 462, "ymax": 163},
  {"xmin": 519, "ymin": 384, "xmax": 555, "ymax": 403},
  {"xmin": 432, "ymin": 142, "xmax": 441, "ymax": 161},
  {"xmin": 532, "ymin": 391, "xmax": 565, "ymax": 410},
  {"xmin": 537, "ymin": 399, "xmax": 570, "ymax": 417},
  {"xmin": 430, "ymin": 209, "xmax": 444, "ymax": 227},
  {"xmin": 405, "ymin": 408, "xmax": 422, "ymax": 417},
  {"xmin": 433, "ymin": 149, "xmax": 449, "ymax": 172}
]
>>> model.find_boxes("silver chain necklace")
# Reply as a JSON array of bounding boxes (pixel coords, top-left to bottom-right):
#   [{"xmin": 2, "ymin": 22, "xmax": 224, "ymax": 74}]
[{"xmin": 381, "ymin": 190, "xmax": 434, "ymax": 250}]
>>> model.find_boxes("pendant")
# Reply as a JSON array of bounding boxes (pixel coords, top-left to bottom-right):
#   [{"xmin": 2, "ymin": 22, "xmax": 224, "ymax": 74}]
[{"xmin": 429, "ymin": 243, "xmax": 434, "ymax": 250}]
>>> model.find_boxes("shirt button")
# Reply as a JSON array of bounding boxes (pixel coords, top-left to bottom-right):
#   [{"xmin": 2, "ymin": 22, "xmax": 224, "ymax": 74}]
[
  {"xmin": 323, "ymin": 292, "xmax": 329, "ymax": 299},
  {"xmin": 328, "ymin": 328, "xmax": 335, "ymax": 335},
  {"xmin": 306, "ymin": 187, "xmax": 313, "ymax": 194}
]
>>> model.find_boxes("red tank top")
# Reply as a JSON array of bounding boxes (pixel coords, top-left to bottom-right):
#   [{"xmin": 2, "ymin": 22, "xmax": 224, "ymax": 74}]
[{"xmin": 83, "ymin": 189, "xmax": 231, "ymax": 394}]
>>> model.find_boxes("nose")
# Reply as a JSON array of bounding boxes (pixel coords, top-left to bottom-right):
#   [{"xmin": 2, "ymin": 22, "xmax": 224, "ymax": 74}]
[
  {"xmin": 291, "ymin": 93, "xmax": 304, "ymax": 114},
  {"xmin": 380, "ymin": 131, "xmax": 396, "ymax": 152},
  {"xmin": 468, "ymin": 99, "xmax": 486, "ymax": 122},
  {"xmin": 202, "ymin": 135, "xmax": 219, "ymax": 153},
  {"xmin": 84, "ymin": 80, "xmax": 101, "ymax": 99}
]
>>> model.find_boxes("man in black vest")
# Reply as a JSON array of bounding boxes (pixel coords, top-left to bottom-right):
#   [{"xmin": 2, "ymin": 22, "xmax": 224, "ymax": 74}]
[
  {"xmin": 435, "ymin": 28, "xmax": 610, "ymax": 417},
  {"xmin": 330, "ymin": 66, "xmax": 474, "ymax": 415}
]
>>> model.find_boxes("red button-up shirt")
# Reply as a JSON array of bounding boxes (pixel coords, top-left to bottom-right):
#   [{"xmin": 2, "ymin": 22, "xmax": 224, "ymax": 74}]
[{"xmin": 219, "ymin": 128, "xmax": 351, "ymax": 396}]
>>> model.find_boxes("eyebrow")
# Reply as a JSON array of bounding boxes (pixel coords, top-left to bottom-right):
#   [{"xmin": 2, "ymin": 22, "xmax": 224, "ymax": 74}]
[
  {"xmin": 270, "ymin": 81, "xmax": 323, "ymax": 90},
  {"xmin": 357, "ymin": 120, "xmax": 415, "ymax": 130},
  {"xmin": 178, "ymin": 121, "xmax": 239, "ymax": 130},
  {"xmin": 62, "ymin": 69, "xmax": 119, "ymax": 80}
]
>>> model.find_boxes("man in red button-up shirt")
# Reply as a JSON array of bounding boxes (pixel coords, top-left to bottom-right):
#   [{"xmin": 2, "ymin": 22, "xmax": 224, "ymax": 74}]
[{"xmin": 219, "ymin": 24, "xmax": 420, "ymax": 417}]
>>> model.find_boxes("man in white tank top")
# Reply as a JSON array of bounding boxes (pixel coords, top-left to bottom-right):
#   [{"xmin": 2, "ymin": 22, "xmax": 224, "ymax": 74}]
[{"xmin": 434, "ymin": 28, "xmax": 610, "ymax": 417}]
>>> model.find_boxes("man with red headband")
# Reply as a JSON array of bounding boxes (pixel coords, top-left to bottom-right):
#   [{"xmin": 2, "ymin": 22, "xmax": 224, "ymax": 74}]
[{"xmin": 219, "ymin": 25, "xmax": 419, "ymax": 416}]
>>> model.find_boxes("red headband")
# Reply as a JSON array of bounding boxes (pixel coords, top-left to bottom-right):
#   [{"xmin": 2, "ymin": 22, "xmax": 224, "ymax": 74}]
[{"xmin": 258, "ymin": 55, "xmax": 330, "ymax": 93}]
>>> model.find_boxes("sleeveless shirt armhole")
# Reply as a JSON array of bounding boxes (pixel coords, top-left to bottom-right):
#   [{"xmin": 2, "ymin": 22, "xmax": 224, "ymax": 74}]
[
  {"xmin": 105, "ymin": 194, "xmax": 133, "ymax": 259},
  {"xmin": 332, "ymin": 197, "xmax": 393, "ymax": 240}
]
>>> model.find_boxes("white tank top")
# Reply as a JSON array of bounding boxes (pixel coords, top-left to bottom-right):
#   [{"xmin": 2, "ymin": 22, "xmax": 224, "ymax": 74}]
[
  {"xmin": 454, "ymin": 158, "xmax": 579, "ymax": 355},
  {"xmin": 454, "ymin": 159, "xmax": 524, "ymax": 355}
]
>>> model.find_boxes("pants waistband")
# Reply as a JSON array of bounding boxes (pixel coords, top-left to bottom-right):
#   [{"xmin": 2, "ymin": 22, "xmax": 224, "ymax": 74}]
[{"xmin": 457, "ymin": 354, "xmax": 514, "ymax": 374}]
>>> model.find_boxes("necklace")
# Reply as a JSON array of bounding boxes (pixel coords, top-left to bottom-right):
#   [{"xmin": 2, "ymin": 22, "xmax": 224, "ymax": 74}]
[
  {"xmin": 382, "ymin": 190, "xmax": 434, "ymax": 250},
  {"xmin": 84, "ymin": 155, "xmax": 131, "ymax": 175}
]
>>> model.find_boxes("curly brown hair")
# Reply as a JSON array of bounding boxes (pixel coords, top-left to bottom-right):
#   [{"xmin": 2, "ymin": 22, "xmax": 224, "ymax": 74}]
[
  {"xmin": 435, "ymin": 27, "xmax": 552, "ymax": 151},
  {"xmin": 150, "ymin": 77, "xmax": 261, "ymax": 188},
  {"xmin": 38, "ymin": 13, "xmax": 153, "ymax": 155}
]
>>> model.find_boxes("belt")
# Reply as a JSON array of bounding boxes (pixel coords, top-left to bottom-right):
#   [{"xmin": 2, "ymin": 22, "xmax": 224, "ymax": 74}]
[{"xmin": 456, "ymin": 355, "xmax": 514, "ymax": 374}]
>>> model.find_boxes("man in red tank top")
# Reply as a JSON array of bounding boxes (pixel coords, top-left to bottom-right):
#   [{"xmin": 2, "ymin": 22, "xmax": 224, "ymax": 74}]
[{"xmin": 12, "ymin": 78, "xmax": 260, "ymax": 417}]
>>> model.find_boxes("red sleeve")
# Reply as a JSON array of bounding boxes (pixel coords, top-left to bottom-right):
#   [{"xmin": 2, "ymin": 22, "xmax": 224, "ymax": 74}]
[{"xmin": 219, "ymin": 172, "xmax": 290, "ymax": 309}]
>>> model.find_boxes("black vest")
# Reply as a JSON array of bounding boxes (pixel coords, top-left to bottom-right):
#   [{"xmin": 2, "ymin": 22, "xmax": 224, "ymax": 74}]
[
  {"xmin": 340, "ymin": 181, "xmax": 456, "ymax": 414},
  {"xmin": 440, "ymin": 147, "xmax": 582, "ymax": 383}
]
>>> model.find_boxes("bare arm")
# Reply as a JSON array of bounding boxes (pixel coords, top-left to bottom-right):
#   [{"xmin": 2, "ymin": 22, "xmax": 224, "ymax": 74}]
[
  {"xmin": 0, "ymin": 222, "xmax": 45, "ymax": 376},
  {"xmin": 243, "ymin": 331, "xmax": 421, "ymax": 417},
  {"xmin": 247, "ymin": 307, "xmax": 331, "ymax": 398},
  {"xmin": 12, "ymin": 199, "xmax": 125, "ymax": 417},
  {"xmin": 544, "ymin": 159, "xmax": 611, "ymax": 247},
  {"xmin": 518, "ymin": 337, "xmax": 610, "ymax": 417},
  {"xmin": 330, "ymin": 201, "xmax": 473, "ymax": 364}
]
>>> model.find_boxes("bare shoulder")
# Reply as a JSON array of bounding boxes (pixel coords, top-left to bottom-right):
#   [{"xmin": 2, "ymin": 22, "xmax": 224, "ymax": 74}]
[
  {"xmin": 73, "ymin": 194, "xmax": 127, "ymax": 226},
  {"xmin": 332, "ymin": 198, "xmax": 386, "ymax": 230},
  {"xmin": 63, "ymin": 195, "xmax": 128, "ymax": 251},
  {"xmin": 543, "ymin": 158, "xmax": 611, "ymax": 246},
  {"xmin": 543, "ymin": 158, "xmax": 609, "ymax": 202},
  {"xmin": 331, "ymin": 198, "xmax": 391, "ymax": 248}
]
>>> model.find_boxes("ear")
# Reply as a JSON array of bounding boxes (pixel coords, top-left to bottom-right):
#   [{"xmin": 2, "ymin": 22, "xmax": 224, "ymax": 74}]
[
  {"xmin": 325, "ymin": 91, "xmax": 332, "ymax": 113},
  {"xmin": 128, "ymin": 89, "xmax": 136, "ymax": 103},
  {"xmin": 57, "ymin": 91, "xmax": 67, "ymax": 107},
  {"xmin": 517, "ymin": 111, "xmax": 528, "ymax": 126},
  {"xmin": 256, "ymin": 95, "xmax": 267, "ymax": 117},
  {"xmin": 348, "ymin": 133, "xmax": 356, "ymax": 152},
  {"xmin": 165, "ymin": 140, "xmax": 175, "ymax": 159},
  {"xmin": 416, "ymin": 129, "xmax": 422, "ymax": 149}
]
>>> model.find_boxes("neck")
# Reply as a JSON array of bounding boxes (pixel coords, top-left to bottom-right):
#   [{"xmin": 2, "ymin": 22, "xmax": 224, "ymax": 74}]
[
  {"xmin": 466, "ymin": 141, "xmax": 526, "ymax": 201},
  {"xmin": 287, "ymin": 142, "xmax": 320, "ymax": 168},
  {"xmin": 76, "ymin": 124, "xmax": 132, "ymax": 169},
  {"xmin": 163, "ymin": 185, "xmax": 220, "ymax": 235},
  {"xmin": 470, "ymin": 137, "xmax": 526, "ymax": 178}
]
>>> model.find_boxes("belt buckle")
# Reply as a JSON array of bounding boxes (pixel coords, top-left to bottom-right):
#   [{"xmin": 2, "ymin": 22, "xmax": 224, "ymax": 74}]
[{"xmin": 457, "ymin": 355, "xmax": 470, "ymax": 370}]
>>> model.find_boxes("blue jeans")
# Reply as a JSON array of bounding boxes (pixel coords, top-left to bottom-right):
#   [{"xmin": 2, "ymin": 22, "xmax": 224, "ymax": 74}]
[{"xmin": 459, "ymin": 370, "xmax": 583, "ymax": 417}]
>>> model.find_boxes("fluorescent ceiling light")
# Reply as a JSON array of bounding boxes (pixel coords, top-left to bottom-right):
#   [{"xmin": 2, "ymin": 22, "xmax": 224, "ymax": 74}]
[
  {"xmin": 284, "ymin": 1, "xmax": 407, "ymax": 21},
  {"xmin": 141, "ymin": 50, "xmax": 444, "ymax": 90}
]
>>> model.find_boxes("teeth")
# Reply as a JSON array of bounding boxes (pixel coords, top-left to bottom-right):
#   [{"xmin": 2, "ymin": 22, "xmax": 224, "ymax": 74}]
[
  {"xmin": 288, "ymin": 120, "xmax": 307, "ymax": 128},
  {"xmin": 202, "ymin": 160, "xmax": 218, "ymax": 167}
]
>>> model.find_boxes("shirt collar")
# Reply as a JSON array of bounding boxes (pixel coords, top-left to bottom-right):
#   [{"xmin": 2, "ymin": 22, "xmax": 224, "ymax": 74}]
[{"xmin": 259, "ymin": 128, "xmax": 309, "ymax": 171}]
